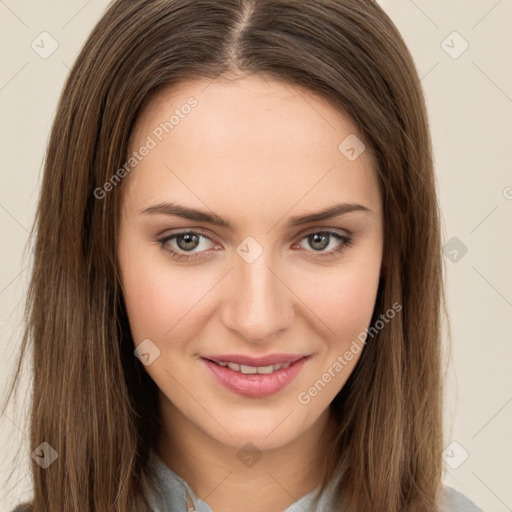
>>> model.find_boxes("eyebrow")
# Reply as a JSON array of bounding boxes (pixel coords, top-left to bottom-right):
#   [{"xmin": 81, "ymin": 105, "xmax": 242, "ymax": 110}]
[{"xmin": 141, "ymin": 202, "xmax": 371, "ymax": 231}]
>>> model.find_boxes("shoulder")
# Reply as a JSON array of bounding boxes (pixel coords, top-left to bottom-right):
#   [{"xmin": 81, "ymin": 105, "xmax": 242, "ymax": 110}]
[{"xmin": 441, "ymin": 485, "xmax": 486, "ymax": 512}]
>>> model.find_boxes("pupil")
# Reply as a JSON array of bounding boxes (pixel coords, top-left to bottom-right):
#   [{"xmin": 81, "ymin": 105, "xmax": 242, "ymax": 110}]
[
  {"xmin": 177, "ymin": 234, "xmax": 199, "ymax": 251},
  {"xmin": 309, "ymin": 233, "xmax": 329, "ymax": 251}
]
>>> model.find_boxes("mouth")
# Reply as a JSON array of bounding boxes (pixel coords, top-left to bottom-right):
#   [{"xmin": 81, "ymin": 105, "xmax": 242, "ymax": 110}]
[
  {"xmin": 200, "ymin": 353, "xmax": 307, "ymax": 368},
  {"xmin": 203, "ymin": 358, "xmax": 299, "ymax": 374},
  {"xmin": 200, "ymin": 355, "xmax": 310, "ymax": 398}
]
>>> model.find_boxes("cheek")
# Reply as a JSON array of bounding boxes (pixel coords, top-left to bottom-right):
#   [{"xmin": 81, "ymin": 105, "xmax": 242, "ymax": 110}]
[
  {"xmin": 292, "ymin": 260, "xmax": 381, "ymax": 347},
  {"xmin": 335, "ymin": 271, "xmax": 380, "ymax": 334},
  {"xmin": 293, "ymin": 263, "xmax": 380, "ymax": 409},
  {"xmin": 119, "ymin": 246, "xmax": 212, "ymax": 344}
]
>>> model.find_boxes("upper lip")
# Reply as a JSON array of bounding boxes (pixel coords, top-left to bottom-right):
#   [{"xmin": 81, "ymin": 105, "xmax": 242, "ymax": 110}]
[{"xmin": 201, "ymin": 353, "xmax": 308, "ymax": 367}]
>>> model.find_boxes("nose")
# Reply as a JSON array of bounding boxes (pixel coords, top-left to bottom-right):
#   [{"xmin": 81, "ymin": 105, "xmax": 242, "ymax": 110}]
[{"xmin": 220, "ymin": 251, "xmax": 295, "ymax": 344}]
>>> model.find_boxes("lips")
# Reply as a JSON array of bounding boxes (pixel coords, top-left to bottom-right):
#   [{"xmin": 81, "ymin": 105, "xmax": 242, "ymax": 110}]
[{"xmin": 201, "ymin": 355, "xmax": 310, "ymax": 398}]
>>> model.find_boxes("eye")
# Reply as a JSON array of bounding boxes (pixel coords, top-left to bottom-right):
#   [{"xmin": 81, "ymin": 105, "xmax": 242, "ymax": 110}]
[
  {"xmin": 293, "ymin": 230, "xmax": 353, "ymax": 259},
  {"xmin": 156, "ymin": 231, "xmax": 219, "ymax": 261}
]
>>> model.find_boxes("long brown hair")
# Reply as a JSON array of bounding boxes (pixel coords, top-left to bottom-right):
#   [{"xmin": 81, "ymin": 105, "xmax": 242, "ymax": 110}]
[{"xmin": 1, "ymin": 0, "xmax": 447, "ymax": 510}]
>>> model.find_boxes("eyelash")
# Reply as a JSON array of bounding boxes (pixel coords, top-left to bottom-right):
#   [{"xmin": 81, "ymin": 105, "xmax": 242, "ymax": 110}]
[{"xmin": 155, "ymin": 229, "xmax": 353, "ymax": 262}]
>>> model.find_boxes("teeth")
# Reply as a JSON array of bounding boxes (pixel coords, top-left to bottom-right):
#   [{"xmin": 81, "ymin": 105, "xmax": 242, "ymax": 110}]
[
  {"xmin": 239, "ymin": 364, "xmax": 258, "ymax": 374},
  {"xmin": 217, "ymin": 361, "xmax": 293, "ymax": 374},
  {"xmin": 254, "ymin": 364, "xmax": 274, "ymax": 374}
]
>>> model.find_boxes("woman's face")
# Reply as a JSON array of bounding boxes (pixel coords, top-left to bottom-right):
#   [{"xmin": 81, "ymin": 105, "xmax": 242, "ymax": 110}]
[{"xmin": 118, "ymin": 74, "xmax": 383, "ymax": 452}]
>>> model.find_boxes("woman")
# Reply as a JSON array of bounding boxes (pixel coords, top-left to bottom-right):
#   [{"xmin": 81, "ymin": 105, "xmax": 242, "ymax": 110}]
[{"xmin": 2, "ymin": 0, "xmax": 485, "ymax": 511}]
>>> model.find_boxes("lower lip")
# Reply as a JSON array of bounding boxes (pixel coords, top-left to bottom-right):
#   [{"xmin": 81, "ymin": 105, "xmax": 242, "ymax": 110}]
[{"xmin": 201, "ymin": 357, "xmax": 310, "ymax": 398}]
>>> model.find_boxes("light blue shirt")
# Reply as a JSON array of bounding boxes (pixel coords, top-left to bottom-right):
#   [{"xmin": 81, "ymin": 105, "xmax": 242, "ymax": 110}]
[{"xmin": 144, "ymin": 450, "xmax": 486, "ymax": 512}]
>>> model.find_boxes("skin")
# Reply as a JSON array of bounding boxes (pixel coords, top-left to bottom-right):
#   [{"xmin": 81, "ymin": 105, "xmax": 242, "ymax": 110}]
[{"xmin": 117, "ymin": 73, "xmax": 384, "ymax": 512}]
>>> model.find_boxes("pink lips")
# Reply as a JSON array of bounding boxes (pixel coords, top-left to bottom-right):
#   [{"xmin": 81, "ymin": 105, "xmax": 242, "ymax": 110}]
[{"xmin": 201, "ymin": 355, "xmax": 310, "ymax": 398}]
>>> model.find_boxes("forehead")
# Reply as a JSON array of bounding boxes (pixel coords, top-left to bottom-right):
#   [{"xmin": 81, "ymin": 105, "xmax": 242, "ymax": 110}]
[
  {"xmin": 123, "ymin": 74, "xmax": 381, "ymax": 221},
  {"xmin": 131, "ymin": 73, "xmax": 367, "ymax": 155}
]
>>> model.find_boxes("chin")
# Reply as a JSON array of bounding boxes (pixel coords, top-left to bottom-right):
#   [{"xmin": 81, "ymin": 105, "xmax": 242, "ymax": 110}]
[{"xmin": 202, "ymin": 414, "xmax": 313, "ymax": 452}]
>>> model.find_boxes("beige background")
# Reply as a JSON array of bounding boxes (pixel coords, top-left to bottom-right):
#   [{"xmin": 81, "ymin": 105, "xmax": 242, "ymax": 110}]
[{"xmin": 1, "ymin": 1, "xmax": 511, "ymax": 510}]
